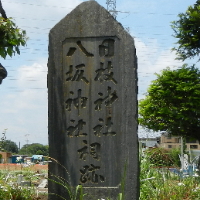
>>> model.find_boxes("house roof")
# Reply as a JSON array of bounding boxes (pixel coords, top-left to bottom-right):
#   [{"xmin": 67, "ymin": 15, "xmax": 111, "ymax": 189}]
[{"xmin": 32, "ymin": 155, "xmax": 43, "ymax": 159}]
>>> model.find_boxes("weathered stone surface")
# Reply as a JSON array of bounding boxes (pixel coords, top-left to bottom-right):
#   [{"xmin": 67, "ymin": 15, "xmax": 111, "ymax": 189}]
[{"xmin": 48, "ymin": 1, "xmax": 139, "ymax": 199}]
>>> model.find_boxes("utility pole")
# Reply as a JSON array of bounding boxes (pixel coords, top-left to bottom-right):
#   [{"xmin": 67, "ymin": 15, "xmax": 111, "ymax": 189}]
[
  {"xmin": 25, "ymin": 134, "xmax": 29, "ymax": 155},
  {"xmin": 106, "ymin": 0, "xmax": 117, "ymax": 19},
  {"xmin": 181, "ymin": 136, "xmax": 184, "ymax": 170},
  {"xmin": 106, "ymin": 0, "xmax": 130, "ymax": 32}
]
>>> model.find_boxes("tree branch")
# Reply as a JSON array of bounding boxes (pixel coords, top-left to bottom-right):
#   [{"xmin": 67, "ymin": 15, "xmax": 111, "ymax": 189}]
[{"xmin": 0, "ymin": 0, "xmax": 7, "ymax": 19}]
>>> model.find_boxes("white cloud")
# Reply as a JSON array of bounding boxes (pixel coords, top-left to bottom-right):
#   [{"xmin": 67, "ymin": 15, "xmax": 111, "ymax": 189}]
[
  {"xmin": 135, "ymin": 37, "xmax": 184, "ymax": 100},
  {"xmin": 135, "ymin": 37, "xmax": 186, "ymax": 137},
  {"xmin": 1, "ymin": 0, "xmax": 197, "ymax": 143},
  {"xmin": 0, "ymin": 62, "xmax": 48, "ymax": 146},
  {"xmin": 0, "ymin": 0, "xmax": 83, "ymax": 146},
  {"xmin": 2, "ymin": 0, "xmax": 83, "ymax": 39},
  {"xmin": 3, "ymin": 0, "xmax": 82, "ymax": 20}
]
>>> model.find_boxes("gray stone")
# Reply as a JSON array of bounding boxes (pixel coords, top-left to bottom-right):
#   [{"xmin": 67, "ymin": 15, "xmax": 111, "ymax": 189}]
[
  {"xmin": 38, "ymin": 179, "xmax": 48, "ymax": 188},
  {"xmin": 20, "ymin": 181, "xmax": 31, "ymax": 187},
  {"xmin": 17, "ymin": 174, "xmax": 23, "ymax": 185},
  {"xmin": 48, "ymin": 1, "xmax": 139, "ymax": 200}
]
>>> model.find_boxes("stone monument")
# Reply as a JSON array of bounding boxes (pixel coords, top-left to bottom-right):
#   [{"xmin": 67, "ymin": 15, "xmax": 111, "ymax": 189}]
[{"xmin": 48, "ymin": 1, "xmax": 139, "ymax": 199}]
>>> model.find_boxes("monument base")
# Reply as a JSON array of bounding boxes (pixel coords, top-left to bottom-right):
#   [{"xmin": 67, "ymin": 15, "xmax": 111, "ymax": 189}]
[{"xmin": 83, "ymin": 187, "xmax": 120, "ymax": 200}]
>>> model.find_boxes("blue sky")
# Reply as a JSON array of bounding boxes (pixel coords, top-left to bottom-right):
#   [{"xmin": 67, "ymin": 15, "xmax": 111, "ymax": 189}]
[{"xmin": 0, "ymin": 0, "xmax": 197, "ymax": 146}]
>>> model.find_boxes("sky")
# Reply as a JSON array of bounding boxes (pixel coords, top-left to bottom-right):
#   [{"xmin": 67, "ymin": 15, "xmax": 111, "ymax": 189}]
[{"xmin": 0, "ymin": 0, "xmax": 198, "ymax": 146}]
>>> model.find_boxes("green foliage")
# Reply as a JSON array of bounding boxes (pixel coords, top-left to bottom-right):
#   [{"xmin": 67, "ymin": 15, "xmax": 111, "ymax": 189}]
[
  {"xmin": 0, "ymin": 167, "xmax": 48, "ymax": 200},
  {"xmin": 0, "ymin": 17, "xmax": 27, "ymax": 59},
  {"xmin": 171, "ymin": 0, "xmax": 200, "ymax": 61},
  {"xmin": 169, "ymin": 148, "xmax": 181, "ymax": 167},
  {"xmin": 0, "ymin": 185, "xmax": 35, "ymax": 200},
  {"xmin": 146, "ymin": 147, "xmax": 180, "ymax": 167},
  {"xmin": 140, "ymin": 150, "xmax": 164, "ymax": 199},
  {"xmin": 140, "ymin": 150, "xmax": 200, "ymax": 200},
  {"xmin": 2, "ymin": 140, "xmax": 18, "ymax": 154},
  {"xmin": 48, "ymin": 157, "xmax": 86, "ymax": 200},
  {"xmin": 139, "ymin": 65, "xmax": 200, "ymax": 141},
  {"xmin": 19, "ymin": 143, "xmax": 48, "ymax": 156}
]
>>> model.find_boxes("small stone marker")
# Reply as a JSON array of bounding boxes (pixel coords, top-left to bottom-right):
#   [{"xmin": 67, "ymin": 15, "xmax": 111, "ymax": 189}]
[
  {"xmin": 17, "ymin": 174, "xmax": 23, "ymax": 185},
  {"xmin": 37, "ymin": 179, "xmax": 48, "ymax": 197},
  {"xmin": 21, "ymin": 181, "xmax": 31, "ymax": 187},
  {"xmin": 38, "ymin": 179, "xmax": 48, "ymax": 188},
  {"xmin": 48, "ymin": 1, "xmax": 139, "ymax": 200}
]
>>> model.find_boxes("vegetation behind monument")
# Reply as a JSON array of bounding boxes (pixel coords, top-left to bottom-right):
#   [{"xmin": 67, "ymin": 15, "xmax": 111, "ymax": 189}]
[
  {"xmin": 19, "ymin": 143, "xmax": 49, "ymax": 156},
  {"xmin": 2, "ymin": 140, "xmax": 18, "ymax": 153},
  {"xmin": 139, "ymin": 0, "xmax": 200, "ymax": 140},
  {"xmin": 171, "ymin": 0, "xmax": 200, "ymax": 61},
  {"xmin": 0, "ymin": 0, "xmax": 27, "ymax": 59},
  {"xmin": 139, "ymin": 65, "xmax": 200, "ymax": 140}
]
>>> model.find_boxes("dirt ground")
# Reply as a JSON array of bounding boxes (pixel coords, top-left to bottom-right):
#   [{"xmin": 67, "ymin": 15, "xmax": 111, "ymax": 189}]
[
  {"xmin": 35, "ymin": 193, "xmax": 48, "ymax": 200},
  {"xmin": 0, "ymin": 163, "xmax": 48, "ymax": 171}
]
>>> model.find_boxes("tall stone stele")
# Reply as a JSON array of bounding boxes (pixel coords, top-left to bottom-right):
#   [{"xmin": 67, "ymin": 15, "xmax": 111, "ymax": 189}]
[{"xmin": 48, "ymin": 1, "xmax": 139, "ymax": 199}]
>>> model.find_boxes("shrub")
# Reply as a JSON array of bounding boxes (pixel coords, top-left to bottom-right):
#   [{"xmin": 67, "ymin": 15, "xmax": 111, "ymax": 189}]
[{"xmin": 146, "ymin": 147, "xmax": 180, "ymax": 167}]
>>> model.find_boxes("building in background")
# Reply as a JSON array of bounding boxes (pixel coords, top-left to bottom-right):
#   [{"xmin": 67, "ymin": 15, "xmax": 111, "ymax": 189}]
[
  {"xmin": 139, "ymin": 137, "xmax": 159, "ymax": 148},
  {"xmin": 0, "ymin": 152, "xmax": 12, "ymax": 163},
  {"xmin": 159, "ymin": 133, "xmax": 200, "ymax": 151}
]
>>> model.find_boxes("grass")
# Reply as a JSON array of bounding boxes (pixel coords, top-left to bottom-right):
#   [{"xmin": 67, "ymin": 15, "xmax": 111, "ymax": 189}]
[
  {"xmin": 48, "ymin": 151, "xmax": 200, "ymax": 200},
  {"xmin": 47, "ymin": 156, "xmax": 124, "ymax": 200},
  {"xmin": 0, "ymin": 164, "xmax": 48, "ymax": 200},
  {"xmin": 0, "ymin": 185, "xmax": 36, "ymax": 200},
  {"xmin": 140, "ymin": 149, "xmax": 200, "ymax": 200},
  {"xmin": 0, "ymin": 152, "xmax": 200, "ymax": 199}
]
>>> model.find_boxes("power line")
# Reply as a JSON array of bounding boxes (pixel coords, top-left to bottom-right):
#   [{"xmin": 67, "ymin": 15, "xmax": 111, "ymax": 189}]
[
  {"xmin": 106, "ymin": 0, "xmax": 117, "ymax": 18},
  {"xmin": 2, "ymin": 0, "xmax": 76, "ymax": 9}
]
